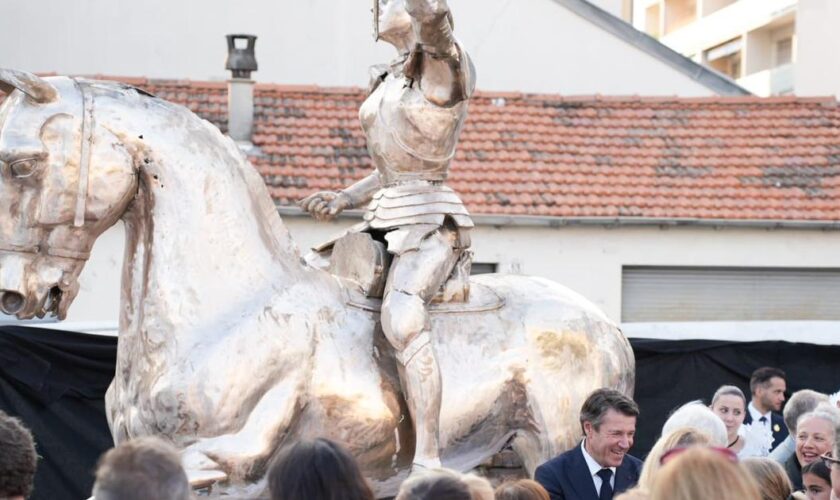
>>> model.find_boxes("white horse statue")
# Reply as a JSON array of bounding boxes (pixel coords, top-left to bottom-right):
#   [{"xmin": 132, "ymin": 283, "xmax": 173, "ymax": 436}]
[{"xmin": 0, "ymin": 70, "xmax": 634, "ymax": 497}]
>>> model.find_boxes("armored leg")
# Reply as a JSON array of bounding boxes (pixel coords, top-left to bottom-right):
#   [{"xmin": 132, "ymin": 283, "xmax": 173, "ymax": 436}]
[{"xmin": 381, "ymin": 226, "xmax": 460, "ymax": 469}]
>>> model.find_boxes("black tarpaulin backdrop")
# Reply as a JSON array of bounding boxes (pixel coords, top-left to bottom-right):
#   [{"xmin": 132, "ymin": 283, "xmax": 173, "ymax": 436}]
[{"xmin": 1, "ymin": 325, "xmax": 839, "ymax": 500}]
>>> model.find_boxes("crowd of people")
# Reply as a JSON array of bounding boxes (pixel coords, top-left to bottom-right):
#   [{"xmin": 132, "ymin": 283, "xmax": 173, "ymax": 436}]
[{"xmin": 1, "ymin": 366, "xmax": 839, "ymax": 500}]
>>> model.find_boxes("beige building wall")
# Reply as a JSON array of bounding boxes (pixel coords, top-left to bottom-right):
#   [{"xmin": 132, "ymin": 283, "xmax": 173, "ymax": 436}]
[
  {"xmin": 795, "ymin": 0, "xmax": 840, "ymax": 97},
  {"xmin": 42, "ymin": 215, "xmax": 840, "ymax": 341},
  {"xmin": 633, "ymin": 0, "xmax": 801, "ymax": 96},
  {"xmin": 0, "ymin": 0, "xmax": 718, "ymax": 96}
]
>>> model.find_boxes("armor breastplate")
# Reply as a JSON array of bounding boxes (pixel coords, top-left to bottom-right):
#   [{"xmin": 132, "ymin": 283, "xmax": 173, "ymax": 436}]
[{"xmin": 360, "ymin": 73, "xmax": 468, "ymax": 186}]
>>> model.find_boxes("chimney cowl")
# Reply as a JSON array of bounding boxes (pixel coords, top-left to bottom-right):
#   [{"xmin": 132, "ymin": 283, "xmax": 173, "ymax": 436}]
[{"xmin": 225, "ymin": 34, "xmax": 258, "ymax": 79}]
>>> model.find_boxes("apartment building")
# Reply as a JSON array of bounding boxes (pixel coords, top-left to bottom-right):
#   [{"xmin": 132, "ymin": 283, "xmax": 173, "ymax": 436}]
[{"xmin": 632, "ymin": 0, "xmax": 840, "ymax": 97}]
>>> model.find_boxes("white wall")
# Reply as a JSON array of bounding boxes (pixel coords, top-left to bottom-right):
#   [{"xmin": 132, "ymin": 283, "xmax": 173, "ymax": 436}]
[
  {"xmin": 588, "ymin": 0, "xmax": 628, "ymax": 20},
  {"xmin": 48, "ymin": 215, "xmax": 840, "ymax": 337},
  {"xmin": 0, "ymin": 0, "xmax": 717, "ymax": 96},
  {"xmin": 795, "ymin": 0, "xmax": 840, "ymax": 97}
]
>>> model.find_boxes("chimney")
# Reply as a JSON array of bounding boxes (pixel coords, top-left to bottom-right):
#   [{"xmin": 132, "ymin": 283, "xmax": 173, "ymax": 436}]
[{"xmin": 225, "ymin": 34, "xmax": 258, "ymax": 145}]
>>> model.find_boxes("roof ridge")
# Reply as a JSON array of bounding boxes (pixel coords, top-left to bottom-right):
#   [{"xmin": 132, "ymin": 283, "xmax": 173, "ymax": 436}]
[{"xmin": 53, "ymin": 75, "xmax": 840, "ymax": 106}]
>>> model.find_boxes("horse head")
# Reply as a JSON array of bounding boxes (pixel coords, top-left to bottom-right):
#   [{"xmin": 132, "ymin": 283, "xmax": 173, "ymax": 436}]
[{"xmin": 0, "ymin": 69, "xmax": 137, "ymax": 319}]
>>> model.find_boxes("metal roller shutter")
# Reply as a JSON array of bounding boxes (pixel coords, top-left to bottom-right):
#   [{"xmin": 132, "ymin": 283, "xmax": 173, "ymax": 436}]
[{"xmin": 622, "ymin": 266, "xmax": 840, "ymax": 322}]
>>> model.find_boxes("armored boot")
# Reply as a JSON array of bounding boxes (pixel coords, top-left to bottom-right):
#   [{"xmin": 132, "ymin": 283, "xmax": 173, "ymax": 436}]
[{"xmin": 398, "ymin": 330, "xmax": 443, "ymax": 470}]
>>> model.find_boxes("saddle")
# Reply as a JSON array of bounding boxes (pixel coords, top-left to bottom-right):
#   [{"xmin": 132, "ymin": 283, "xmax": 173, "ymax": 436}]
[{"xmin": 311, "ymin": 231, "xmax": 472, "ymax": 304}]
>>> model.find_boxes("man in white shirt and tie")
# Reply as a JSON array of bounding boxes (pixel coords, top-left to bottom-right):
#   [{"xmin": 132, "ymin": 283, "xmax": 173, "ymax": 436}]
[{"xmin": 743, "ymin": 366, "xmax": 789, "ymax": 453}]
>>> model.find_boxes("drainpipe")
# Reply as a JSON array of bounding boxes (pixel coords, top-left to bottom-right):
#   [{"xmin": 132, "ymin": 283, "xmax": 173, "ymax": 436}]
[{"xmin": 225, "ymin": 34, "xmax": 258, "ymax": 146}]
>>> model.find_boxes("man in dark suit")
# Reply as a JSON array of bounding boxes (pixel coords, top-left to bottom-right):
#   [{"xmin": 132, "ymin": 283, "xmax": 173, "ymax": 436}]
[
  {"xmin": 535, "ymin": 388, "xmax": 643, "ymax": 500},
  {"xmin": 743, "ymin": 366, "xmax": 789, "ymax": 452}
]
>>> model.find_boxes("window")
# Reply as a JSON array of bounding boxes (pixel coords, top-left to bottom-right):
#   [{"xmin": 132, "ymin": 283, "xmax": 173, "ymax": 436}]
[
  {"xmin": 705, "ymin": 38, "xmax": 742, "ymax": 79},
  {"xmin": 775, "ymin": 37, "xmax": 793, "ymax": 66},
  {"xmin": 470, "ymin": 263, "xmax": 498, "ymax": 275},
  {"xmin": 664, "ymin": 0, "xmax": 697, "ymax": 34},
  {"xmin": 621, "ymin": 266, "xmax": 840, "ymax": 322}
]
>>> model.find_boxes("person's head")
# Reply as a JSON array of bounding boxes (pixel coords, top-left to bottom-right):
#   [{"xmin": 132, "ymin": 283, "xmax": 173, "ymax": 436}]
[
  {"xmin": 614, "ymin": 488, "xmax": 649, "ymax": 500},
  {"xmin": 749, "ymin": 367, "xmax": 787, "ymax": 413},
  {"xmin": 92, "ymin": 436, "xmax": 190, "ymax": 500},
  {"xmin": 741, "ymin": 457, "xmax": 792, "ymax": 500},
  {"xmin": 710, "ymin": 386, "xmax": 747, "ymax": 439},
  {"xmin": 579, "ymin": 388, "xmax": 639, "ymax": 468},
  {"xmin": 784, "ymin": 390, "xmax": 829, "ymax": 434},
  {"xmin": 795, "ymin": 405, "xmax": 840, "ymax": 468},
  {"xmin": 662, "ymin": 401, "xmax": 728, "ymax": 447},
  {"xmin": 267, "ymin": 438, "xmax": 373, "ymax": 500},
  {"xmin": 649, "ymin": 447, "xmax": 760, "ymax": 500},
  {"xmin": 494, "ymin": 479, "xmax": 550, "ymax": 500},
  {"xmin": 637, "ymin": 427, "xmax": 712, "ymax": 491},
  {"xmin": 395, "ymin": 468, "xmax": 490, "ymax": 500},
  {"xmin": 801, "ymin": 460, "xmax": 832, "ymax": 500},
  {"xmin": 0, "ymin": 411, "xmax": 37, "ymax": 500}
]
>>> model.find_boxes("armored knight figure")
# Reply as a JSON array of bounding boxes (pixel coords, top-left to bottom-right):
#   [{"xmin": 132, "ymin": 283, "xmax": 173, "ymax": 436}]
[{"xmin": 301, "ymin": 0, "xmax": 476, "ymax": 469}]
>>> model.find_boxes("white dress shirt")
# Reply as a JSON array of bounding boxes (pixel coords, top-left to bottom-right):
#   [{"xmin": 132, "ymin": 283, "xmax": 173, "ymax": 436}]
[
  {"xmin": 580, "ymin": 439, "xmax": 616, "ymax": 495},
  {"xmin": 748, "ymin": 401, "xmax": 771, "ymax": 428}
]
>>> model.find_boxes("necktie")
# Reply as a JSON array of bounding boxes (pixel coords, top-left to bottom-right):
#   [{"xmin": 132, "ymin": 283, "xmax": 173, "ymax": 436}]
[
  {"xmin": 597, "ymin": 468, "xmax": 614, "ymax": 500},
  {"xmin": 759, "ymin": 416, "xmax": 768, "ymax": 425}
]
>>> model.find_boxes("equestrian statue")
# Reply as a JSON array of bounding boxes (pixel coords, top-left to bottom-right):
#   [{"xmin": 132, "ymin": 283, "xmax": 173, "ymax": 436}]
[{"xmin": 0, "ymin": 0, "xmax": 634, "ymax": 497}]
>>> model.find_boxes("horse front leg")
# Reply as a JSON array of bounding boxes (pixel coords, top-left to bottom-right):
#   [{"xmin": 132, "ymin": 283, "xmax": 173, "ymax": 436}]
[{"xmin": 181, "ymin": 379, "xmax": 303, "ymax": 487}]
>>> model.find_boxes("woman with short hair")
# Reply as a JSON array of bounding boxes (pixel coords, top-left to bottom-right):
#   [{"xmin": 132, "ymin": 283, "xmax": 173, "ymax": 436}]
[{"xmin": 783, "ymin": 405, "xmax": 840, "ymax": 491}]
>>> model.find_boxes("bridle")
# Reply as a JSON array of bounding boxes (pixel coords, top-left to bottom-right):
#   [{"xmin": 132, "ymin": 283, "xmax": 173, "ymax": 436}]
[
  {"xmin": 73, "ymin": 77, "xmax": 94, "ymax": 229},
  {"xmin": 0, "ymin": 77, "xmax": 94, "ymax": 262}
]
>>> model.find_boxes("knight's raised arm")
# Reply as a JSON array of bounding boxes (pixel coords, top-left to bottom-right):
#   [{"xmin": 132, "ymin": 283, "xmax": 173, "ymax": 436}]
[
  {"xmin": 405, "ymin": 0, "xmax": 456, "ymax": 56},
  {"xmin": 403, "ymin": 0, "xmax": 474, "ymax": 107}
]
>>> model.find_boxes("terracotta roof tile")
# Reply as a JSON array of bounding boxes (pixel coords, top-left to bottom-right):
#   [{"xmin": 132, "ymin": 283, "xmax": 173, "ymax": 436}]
[{"xmin": 4, "ymin": 77, "xmax": 840, "ymax": 222}]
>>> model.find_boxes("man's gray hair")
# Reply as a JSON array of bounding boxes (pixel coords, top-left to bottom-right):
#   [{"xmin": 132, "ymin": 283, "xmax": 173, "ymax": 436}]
[
  {"xmin": 578, "ymin": 388, "xmax": 639, "ymax": 432},
  {"xmin": 662, "ymin": 400, "xmax": 728, "ymax": 447},
  {"xmin": 92, "ymin": 436, "xmax": 191, "ymax": 500},
  {"xmin": 783, "ymin": 390, "xmax": 828, "ymax": 433}
]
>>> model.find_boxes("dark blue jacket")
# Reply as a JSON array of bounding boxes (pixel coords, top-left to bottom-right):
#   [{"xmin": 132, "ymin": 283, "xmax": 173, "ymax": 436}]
[
  {"xmin": 744, "ymin": 409, "xmax": 789, "ymax": 452},
  {"xmin": 534, "ymin": 444, "xmax": 643, "ymax": 500}
]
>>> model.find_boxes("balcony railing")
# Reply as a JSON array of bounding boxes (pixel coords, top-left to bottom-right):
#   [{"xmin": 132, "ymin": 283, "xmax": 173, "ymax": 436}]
[{"xmin": 737, "ymin": 63, "xmax": 795, "ymax": 96}]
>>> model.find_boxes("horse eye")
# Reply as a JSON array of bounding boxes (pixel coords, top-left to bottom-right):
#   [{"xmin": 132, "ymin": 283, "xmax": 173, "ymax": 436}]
[{"xmin": 9, "ymin": 158, "xmax": 39, "ymax": 178}]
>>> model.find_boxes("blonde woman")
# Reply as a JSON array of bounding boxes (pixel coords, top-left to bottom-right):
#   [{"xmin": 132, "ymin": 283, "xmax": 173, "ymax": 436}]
[
  {"xmin": 741, "ymin": 457, "xmax": 793, "ymax": 500},
  {"xmin": 650, "ymin": 447, "xmax": 760, "ymax": 500},
  {"xmin": 636, "ymin": 427, "xmax": 712, "ymax": 491}
]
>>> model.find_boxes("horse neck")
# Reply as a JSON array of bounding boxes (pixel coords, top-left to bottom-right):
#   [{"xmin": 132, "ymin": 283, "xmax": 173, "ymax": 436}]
[{"xmin": 112, "ymin": 98, "xmax": 305, "ymax": 339}]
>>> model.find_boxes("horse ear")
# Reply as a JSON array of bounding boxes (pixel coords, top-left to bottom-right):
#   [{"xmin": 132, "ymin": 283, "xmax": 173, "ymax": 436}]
[{"xmin": 0, "ymin": 69, "xmax": 58, "ymax": 103}]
